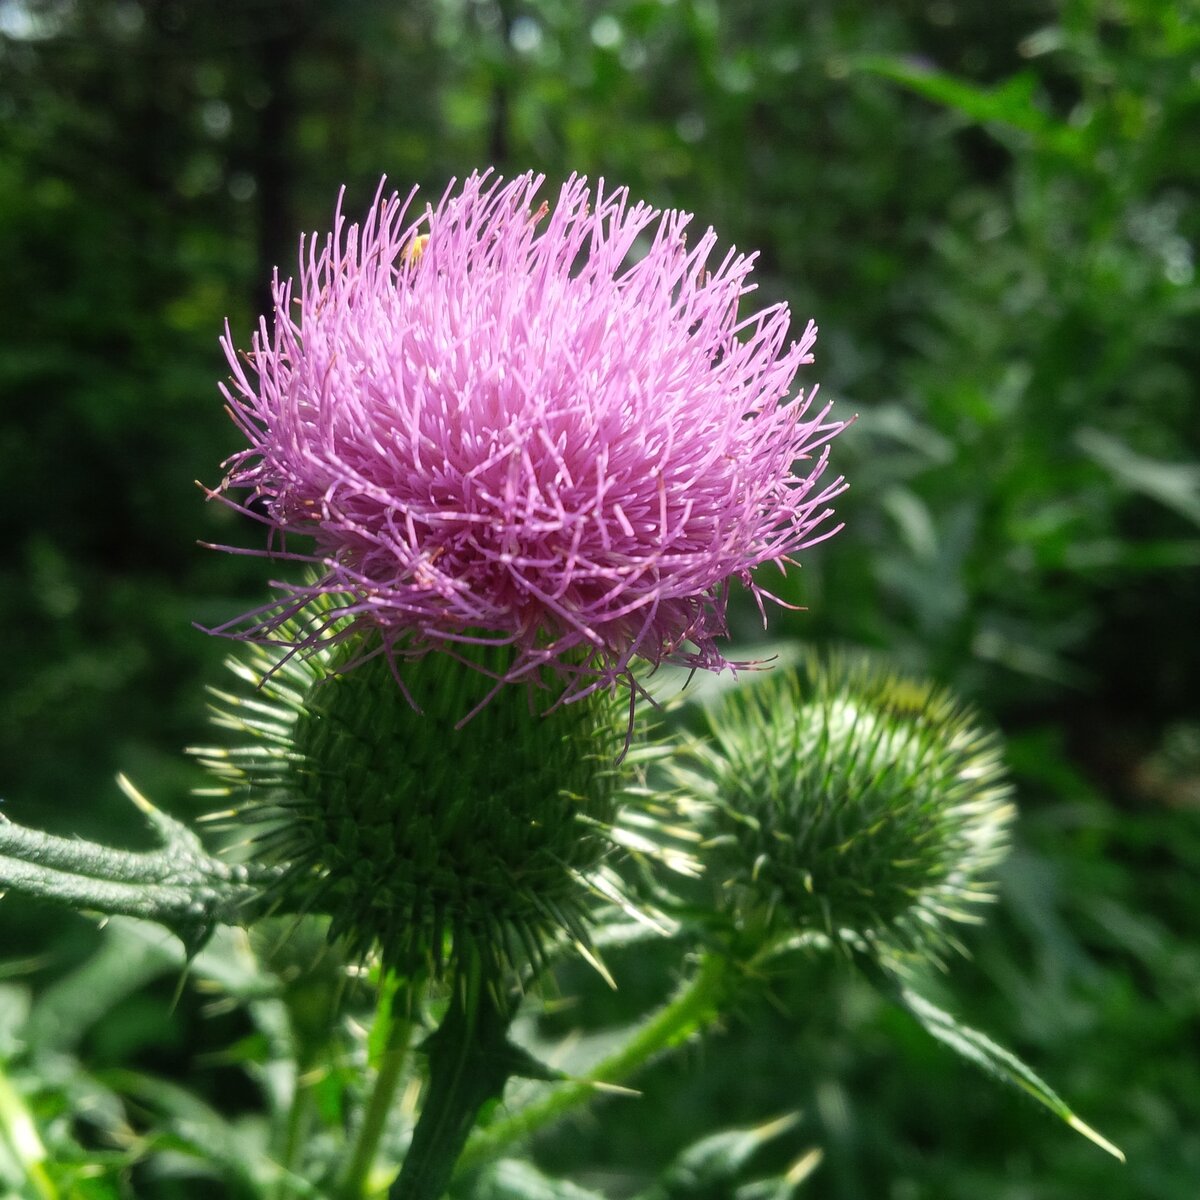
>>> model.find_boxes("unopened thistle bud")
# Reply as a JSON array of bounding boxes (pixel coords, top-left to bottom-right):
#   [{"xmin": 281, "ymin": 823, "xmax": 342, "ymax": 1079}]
[
  {"xmin": 192, "ymin": 603, "xmax": 630, "ymax": 976},
  {"xmin": 670, "ymin": 654, "xmax": 1015, "ymax": 959}
]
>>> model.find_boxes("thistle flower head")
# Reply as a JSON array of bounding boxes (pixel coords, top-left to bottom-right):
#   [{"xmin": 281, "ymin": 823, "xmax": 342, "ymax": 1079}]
[
  {"xmin": 192, "ymin": 598, "xmax": 651, "ymax": 977},
  {"xmin": 213, "ymin": 171, "xmax": 847, "ymax": 705},
  {"xmin": 671, "ymin": 653, "xmax": 1015, "ymax": 960}
]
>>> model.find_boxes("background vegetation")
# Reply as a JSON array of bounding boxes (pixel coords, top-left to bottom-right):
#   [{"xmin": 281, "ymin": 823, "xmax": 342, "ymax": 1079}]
[{"xmin": 1, "ymin": 0, "xmax": 1198, "ymax": 1197}]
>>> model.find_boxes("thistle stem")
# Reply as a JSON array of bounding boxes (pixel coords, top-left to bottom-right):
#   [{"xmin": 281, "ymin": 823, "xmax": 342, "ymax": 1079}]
[
  {"xmin": 389, "ymin": 953, "xmax": 517, "ymax": 1200},
  {"xmin": 0, "ymin": 794, "xmax": 280, "ymax": 947},
  {"xmin": 0, "ymin": 851, "xmax": 257, "ymax": 921},
  {"xmin": 277, "ymin": 1072, "xmax": 317, "ymax": 1200},
  {"xmin": 454, "ymin": 950, "xmax": 731, "ymax": 1178},
  {"xmin": 339, "ymin": 987, "xmax": 416, "ymax": 1200}
]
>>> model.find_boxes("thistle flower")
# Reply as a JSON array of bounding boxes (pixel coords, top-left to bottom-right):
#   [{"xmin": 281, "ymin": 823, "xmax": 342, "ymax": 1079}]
[
  {"xmin": 670, "ymin": 653, "xmax": 1015, "ymax": 960},
  {"xmin": 212, "ymin": 171, "xmax": 847, "ymax": 706}
]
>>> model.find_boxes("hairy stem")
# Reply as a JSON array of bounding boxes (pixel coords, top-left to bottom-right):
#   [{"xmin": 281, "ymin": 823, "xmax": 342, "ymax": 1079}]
[
  {"xmin": 0, "ymin": 789, "xmax": 281, "ymax": 947},
  {"xmin": 389, "ymin": 953, "xmax": 518, "ymax": 1200},
  {"xmin": 455, "ymin": 951, "xmax": 731, "ymax": 1178}
]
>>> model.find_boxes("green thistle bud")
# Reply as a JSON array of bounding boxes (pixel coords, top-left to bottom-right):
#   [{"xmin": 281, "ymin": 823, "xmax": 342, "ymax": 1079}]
[
  {"xmin": 192, "ymin": 610, "xmax": 631, "ymax": 976},
  {"xmin": 670, "ymin": 653, "xmax": 1015, "ymax": 959}
]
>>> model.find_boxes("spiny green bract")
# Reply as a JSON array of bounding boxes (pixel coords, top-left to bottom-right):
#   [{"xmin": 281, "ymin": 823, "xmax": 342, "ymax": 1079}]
[
  {"xmin": 192, "ymin": 614, "xmax": 627, "ymax": 977},
  {"xmin": 671, "ymin": 653, "xmax": 1015, "ymax": 958}
]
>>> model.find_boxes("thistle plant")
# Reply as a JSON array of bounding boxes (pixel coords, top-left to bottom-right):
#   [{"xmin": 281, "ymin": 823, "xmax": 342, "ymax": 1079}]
[{"xmin": 0, "ymin": 171, "xmax": 1122, "ymax": 1199}]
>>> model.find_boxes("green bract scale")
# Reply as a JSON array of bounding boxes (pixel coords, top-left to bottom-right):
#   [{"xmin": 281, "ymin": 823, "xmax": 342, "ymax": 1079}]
[
  {"xmin": 672, "ymin": 654, "xmax": 1015, "ymax": 958},
  {"xmin": 191, "ymin": 610, "xmax": 630, "ymax": 976}
]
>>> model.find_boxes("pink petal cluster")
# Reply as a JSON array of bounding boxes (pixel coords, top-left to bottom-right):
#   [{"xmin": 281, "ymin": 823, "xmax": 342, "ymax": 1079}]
[{"xmin": 213, "ymin": 171, "xmax": 848, "ymax": 703}]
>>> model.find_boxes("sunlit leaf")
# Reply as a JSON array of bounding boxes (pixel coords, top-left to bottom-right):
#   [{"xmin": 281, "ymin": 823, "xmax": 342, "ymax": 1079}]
[{"xmin": 900, "ymin": 988, "xmax": 1124, "ymax": 1162}]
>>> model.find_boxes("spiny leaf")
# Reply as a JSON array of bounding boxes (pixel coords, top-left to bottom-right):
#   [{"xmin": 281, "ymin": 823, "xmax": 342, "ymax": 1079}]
[
  {"xmin": 900, "ymin": 988, "xmax": 1124, "ymax": 1162},
  {"xmin": 734, "ymin": 1146, "xmax": 824, "ymax": 1200}
]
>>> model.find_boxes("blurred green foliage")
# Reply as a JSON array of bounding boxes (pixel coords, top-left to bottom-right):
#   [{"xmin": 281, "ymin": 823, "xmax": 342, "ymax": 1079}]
[{"xmin": 1, "ymin": 0, "xmax": 1198, "ymax": 1197}]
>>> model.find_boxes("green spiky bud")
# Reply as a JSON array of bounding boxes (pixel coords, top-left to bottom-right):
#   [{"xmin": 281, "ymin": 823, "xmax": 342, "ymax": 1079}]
[
  {"xmin": 670, "ymin": 653, "xmax": 1015, "ymax": 958},
  {"xmin": 192, "ymin": 619, "xmax": 630, "ymax": 976}
]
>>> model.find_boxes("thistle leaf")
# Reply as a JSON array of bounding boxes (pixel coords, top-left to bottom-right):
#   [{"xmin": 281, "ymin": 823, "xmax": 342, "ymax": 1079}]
[{"xmin": 899, "ymin": 988, "xmax": 1124, "ymax": 1162}]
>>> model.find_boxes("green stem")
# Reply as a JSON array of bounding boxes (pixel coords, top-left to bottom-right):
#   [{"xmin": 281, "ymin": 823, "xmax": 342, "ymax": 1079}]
[
  {"xmin": 389, "ymin": 953, "xmax": 518, "ymax": 1200},
  {"xmin": 339, "ymin": 990, "xmax": 416, "ymax": 1200},
  {"xmin": 0, "ymin": 812, "xmax": 230, "ymax": 884},
  {"xmin": 0, "ymin": 852, "xmax": 259, "ymax": 926},
  {"xmin": 277, "ymin": 1073, "xmax": 317, "ymax": 1200},
  {"xmin": 455, "ymin": 951, "xmax": 731, "ymax": 1178},
  {"xmin": 0, "ymin": 791, "xmax": 281, "ymax": 948}
]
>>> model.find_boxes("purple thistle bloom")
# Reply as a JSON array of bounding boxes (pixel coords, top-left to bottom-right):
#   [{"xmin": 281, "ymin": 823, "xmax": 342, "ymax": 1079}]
[{"xmin": 212, "ymin": 171, "xmax": 848, "ymax": 706}]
